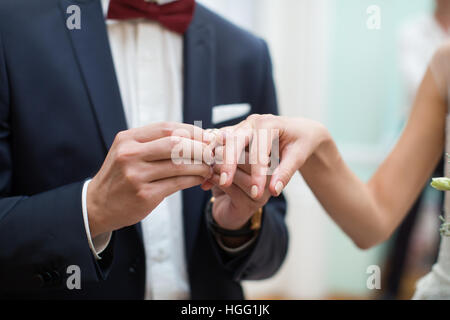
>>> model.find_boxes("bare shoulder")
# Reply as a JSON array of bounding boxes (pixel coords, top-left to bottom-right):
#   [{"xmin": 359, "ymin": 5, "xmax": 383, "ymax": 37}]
[
  {"xmin": 428, "ymin": 42, "xmax": 450, "ymax": 99},
  {"xmin": 431, "ymin": 41, "xmax": 450, "ymax": 66}
]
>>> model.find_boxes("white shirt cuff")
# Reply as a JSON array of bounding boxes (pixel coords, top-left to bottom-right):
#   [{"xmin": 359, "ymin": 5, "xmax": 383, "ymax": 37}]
[{"xmin": 82, "ymin": 179, "xmax": 112, "ymax": 260}]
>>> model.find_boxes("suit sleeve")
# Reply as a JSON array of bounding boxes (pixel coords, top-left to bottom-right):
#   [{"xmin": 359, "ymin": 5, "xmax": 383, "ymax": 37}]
[
  {"xmin": 209, "ymin": 39, "xmax": 289, "ymax": 281},
  {"xmin": 0, "ymin": 32, "xmax": 114, "ymax": 295}
]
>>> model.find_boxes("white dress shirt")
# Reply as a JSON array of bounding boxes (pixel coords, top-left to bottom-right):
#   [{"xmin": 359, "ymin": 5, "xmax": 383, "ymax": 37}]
[{"xmin": 82, "ymin": 0, "xmax": 190, "ymax": 300}]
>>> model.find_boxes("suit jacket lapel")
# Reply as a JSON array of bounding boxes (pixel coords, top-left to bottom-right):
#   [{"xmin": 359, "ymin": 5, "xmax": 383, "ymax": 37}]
[
  {"xmin": 60, "ymin": 0, "xmax": 127, "ymax": 151},
  {"xmin": 183, "ymin": 7, "xmax": 215, "ymax": 263},
  {"xmin": 60, "ymin": 0, "xmax": 145, "ymax": 244},
  {"xmin": 61, "ymin": 0, "xmax": 212, "ymax": 263}
]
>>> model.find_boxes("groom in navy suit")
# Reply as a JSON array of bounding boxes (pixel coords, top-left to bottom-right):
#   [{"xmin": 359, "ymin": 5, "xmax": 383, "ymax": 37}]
[{"xmin": 0, "ymin": 0, "xmax": 288, "ymax": 299}]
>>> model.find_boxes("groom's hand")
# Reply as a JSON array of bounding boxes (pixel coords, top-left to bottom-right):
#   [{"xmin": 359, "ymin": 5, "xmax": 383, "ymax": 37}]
[
  {"xmin": 87, "ymin": 123, "xmax": 214, "ymax": 238},
  {"xmin": 203, "ymin": 151, "xmax": 272, "ymax": 247}
]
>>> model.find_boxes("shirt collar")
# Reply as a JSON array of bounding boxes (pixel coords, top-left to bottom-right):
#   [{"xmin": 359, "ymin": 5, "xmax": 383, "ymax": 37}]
[{"xmin": 101, "ymin": 0, "xmax": 179, "ymax": 17}]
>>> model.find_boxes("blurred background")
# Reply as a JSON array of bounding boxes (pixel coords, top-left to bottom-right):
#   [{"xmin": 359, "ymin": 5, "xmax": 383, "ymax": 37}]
[{"xmin": 199, "ymin": 0, "xmax": 447, "ymax": 299}]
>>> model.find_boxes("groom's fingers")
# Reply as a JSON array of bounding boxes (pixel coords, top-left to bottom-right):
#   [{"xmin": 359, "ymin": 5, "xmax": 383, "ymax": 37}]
[
  {"xmin": 141, "ymin": 136, "xmax": 213, "ymax": 163},
  {"xmin": 208, "ymin": 173, "xmax": 256, "ymax": 205},
  {"xmin": 216, "ymin": 169, "xmax": 271, "ymax": 201},
  {"xmin": 131, "ymin": 122, "xmax": 208, "ymax": 143},
  {"xmin": 150, "ymin": 175, "xmax": 208, "ymax": 200}
]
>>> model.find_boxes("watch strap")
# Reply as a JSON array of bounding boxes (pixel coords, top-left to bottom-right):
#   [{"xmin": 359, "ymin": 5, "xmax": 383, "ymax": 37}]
[{"xmin": 205, "ymin": 198, "xmax": 261, "ymax": 238}]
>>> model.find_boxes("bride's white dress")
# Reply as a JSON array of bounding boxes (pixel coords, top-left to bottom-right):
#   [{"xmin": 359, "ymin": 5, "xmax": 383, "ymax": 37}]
[
  {"xmin": 413, "ymin": 153, "xmax": 450, "ymax": 299},
  {"xmin": 413, "ymin": 162, "xmax": 450, "ymax": 299},
  {"xmin": 413, "ymin": 46, "xmax": 450, "ymax": 300}
]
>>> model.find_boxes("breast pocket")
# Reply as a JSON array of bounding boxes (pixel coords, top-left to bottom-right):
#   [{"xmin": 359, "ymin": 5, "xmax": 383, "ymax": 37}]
[{"xmin": 212, "ymin": 103, "xmax": 251, "ymax": 127}]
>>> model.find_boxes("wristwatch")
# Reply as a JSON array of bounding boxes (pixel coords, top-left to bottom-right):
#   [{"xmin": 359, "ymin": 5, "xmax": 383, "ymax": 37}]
[{"xmin": 205, "ymin": 197, "xmax": 263, "ymax": 238}]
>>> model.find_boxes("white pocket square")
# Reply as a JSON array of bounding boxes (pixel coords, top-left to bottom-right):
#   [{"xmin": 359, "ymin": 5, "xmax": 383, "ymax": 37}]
[{"xmin": 212, "ymin": 103, "xmax": 251, "ymax": 125}]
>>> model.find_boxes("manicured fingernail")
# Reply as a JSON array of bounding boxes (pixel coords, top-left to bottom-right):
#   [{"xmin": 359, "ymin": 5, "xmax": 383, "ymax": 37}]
[
  {"xmin": 275, "ymin": 181, "xmax": 284, "ymax": 196},
  {"xmin": 251, "ymin": 185, "xmax": 259, "ymax": 199},
  {"xmin": 220, "ymin": 172, "xmax": 228, "ymax": 186}
]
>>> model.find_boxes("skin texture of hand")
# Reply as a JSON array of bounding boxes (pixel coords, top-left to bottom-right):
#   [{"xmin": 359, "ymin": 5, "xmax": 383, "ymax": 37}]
[
  {"xmin": 207, "ymin": 152, "xmax": 271, "ymax": 228},
  {"xmin": 200, "ymin": 117, "xmax": 327, "ymax": 240},
  {"xmin": 218, "ymin": 114, "xmax": 331, "ymax": 199},
  {"xmin": 202, "ymin": 151, "xmax": 272, "ymax": 247},
  {"xmin": 87, "ymin": 122, "xmax": 214, "ymax": 238}
]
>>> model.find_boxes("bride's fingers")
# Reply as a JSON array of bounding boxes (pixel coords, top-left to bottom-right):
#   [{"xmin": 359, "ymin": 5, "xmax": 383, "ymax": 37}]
[
  {"xmin": 269, "ymin": 147, "xmax": 303, "ymax": 197},
  {"xmin": 202, "ymin": 149, "xmax": 249, "ymax": 191},
  {"xmin": 203, "ymin": 154, "xmax": 251, "ymax": 191},
  {"xmin": 214, "ymin": 151, "xmax": 251, "ymax": 174},
  {"xmin": 208, "ymin": 171, "xmax": 270, "ymax": 203},
  {"xmin": 249, "ymin": 128, "xmax": 273, "ymax": 200},
  {"xmin": 219, "ymin": 123, "xmax": 253, "ymax": 187}
]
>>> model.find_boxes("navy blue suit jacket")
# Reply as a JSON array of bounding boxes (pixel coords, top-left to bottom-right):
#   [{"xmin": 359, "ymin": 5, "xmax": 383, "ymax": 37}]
[{"xmin": 0, "ymin": 0, "xmax": 288, "ymax": 299}]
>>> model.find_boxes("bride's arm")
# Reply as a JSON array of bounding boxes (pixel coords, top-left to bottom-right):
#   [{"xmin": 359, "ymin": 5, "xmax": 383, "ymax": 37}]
[
  {"xmin": 303, "ymin": 68, "xmax": 446, "ymax": 249},
  {"xmin": 219, "ymin": 67, "xmax": 446, "ymax": 250}
]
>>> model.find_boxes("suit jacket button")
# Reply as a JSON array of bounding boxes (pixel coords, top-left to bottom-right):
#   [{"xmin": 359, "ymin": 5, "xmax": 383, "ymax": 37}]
[{"xmin": 129, "ymin": 266, "xmax": 136, "ymax": 274}]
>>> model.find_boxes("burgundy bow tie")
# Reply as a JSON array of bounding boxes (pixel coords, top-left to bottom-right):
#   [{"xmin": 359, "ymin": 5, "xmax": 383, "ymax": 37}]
[{"xmin": 107, "ymin": 0, "xmax": 196, "ymax": 34}]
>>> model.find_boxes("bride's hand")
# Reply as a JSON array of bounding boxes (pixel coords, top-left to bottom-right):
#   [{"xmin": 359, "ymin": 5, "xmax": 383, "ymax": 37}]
[{"xmin": 217, "ymin": 114, "xmax": 331, "ymax": 198}]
